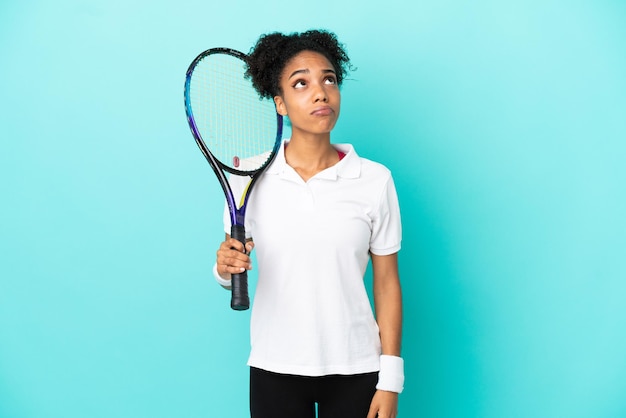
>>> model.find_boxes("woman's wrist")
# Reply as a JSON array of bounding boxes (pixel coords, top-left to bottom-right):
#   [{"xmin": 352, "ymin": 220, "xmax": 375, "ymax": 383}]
[
  {"xmin": 212, "ymin": 263, "xmax": 232, "ymax": 288},
  {"xmin": 376, "ymin": 354, "xmax": 404, "ymax": 393}
]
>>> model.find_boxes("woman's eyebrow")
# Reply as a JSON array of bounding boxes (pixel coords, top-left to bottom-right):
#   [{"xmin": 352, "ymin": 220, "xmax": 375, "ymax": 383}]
[
  {"xmin": 288, "ymin": 68, "xmax": 336, "ymax": 79},
  {"xmin": 288, "ymin": 68, "xmax": 309, "ymax": 79}
]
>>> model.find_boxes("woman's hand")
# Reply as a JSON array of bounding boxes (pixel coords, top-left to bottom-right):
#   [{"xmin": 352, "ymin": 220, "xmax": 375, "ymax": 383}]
[
  {"xmin": 215, "ymin": 235, "xmax": 254, "ymax": 283},
  {"xmin": 367, "ymin": 390, "xmax": 398, "ymax": 418}
]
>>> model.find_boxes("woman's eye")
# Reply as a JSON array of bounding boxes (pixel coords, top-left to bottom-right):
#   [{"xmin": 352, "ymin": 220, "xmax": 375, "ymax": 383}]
[
  {"xmin": 294, "ymin": 80, "xmax": 306, "ymax": 88},
  {"xmin": 325, "ymin": 77, "xmax": 337, "ymax": 85}
]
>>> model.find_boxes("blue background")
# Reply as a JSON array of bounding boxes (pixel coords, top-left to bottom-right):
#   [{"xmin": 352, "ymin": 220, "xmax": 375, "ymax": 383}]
[{"xmin": 1, "ymin": 1, "xmax": 625, "ymax": 417}]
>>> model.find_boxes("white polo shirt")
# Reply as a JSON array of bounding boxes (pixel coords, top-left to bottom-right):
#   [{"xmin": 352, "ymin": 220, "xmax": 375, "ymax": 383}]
[{"xmin": 223, "ymin": 140, "xmax": 402, "ymax": 377}]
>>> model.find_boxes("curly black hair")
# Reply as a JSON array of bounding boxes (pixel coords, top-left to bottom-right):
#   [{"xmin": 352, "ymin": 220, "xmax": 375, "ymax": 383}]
[{"xmin": 245, "ymin": 29, "xmax": 352, "ymax": 99}]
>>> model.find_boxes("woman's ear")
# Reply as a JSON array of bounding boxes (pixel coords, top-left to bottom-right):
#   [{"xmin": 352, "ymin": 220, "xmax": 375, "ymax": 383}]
[{"xmin": 274, "ymin": 96, "xmax": 287, "ymax": 116}]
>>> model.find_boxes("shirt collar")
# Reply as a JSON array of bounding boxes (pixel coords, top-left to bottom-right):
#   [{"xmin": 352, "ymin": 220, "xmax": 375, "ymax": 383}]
[{"xmin": 265, "ymin": 140, "xmax": 361, "ymax": 180}]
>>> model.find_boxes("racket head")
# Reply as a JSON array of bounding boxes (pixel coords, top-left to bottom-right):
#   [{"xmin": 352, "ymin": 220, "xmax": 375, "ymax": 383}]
[{"xmin": 184, "ymin": 48, "xmax": 283, "ymax": 176}]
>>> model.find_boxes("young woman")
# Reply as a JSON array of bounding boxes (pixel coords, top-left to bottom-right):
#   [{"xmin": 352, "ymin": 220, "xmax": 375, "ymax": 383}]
[{"xmin": 213, "ymin": 29, "xmax": 404, "ymax": 418}]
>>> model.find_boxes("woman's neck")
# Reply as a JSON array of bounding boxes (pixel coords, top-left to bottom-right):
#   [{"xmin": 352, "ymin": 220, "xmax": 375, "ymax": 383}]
[{"xmin": 285, "ymin": 133, "xmax": 339, "ymax": 182}]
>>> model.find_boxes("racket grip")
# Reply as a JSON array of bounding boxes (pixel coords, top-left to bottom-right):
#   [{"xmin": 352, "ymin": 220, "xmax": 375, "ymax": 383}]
[{"xmin": 230, "ymin": 224, "xmax": 249, "ymax": 311}]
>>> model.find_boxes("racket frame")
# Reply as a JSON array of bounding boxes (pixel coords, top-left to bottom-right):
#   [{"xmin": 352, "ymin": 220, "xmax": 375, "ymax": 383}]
[{"xmin": 184, "ymin": 47, "xmax": 283, "ymax": 310}]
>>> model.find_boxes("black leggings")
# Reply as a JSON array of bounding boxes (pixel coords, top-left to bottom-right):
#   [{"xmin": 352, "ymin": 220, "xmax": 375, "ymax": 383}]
[{"xmin": 250, "ymin": 367, "xmax": 377, "ymax": 418}]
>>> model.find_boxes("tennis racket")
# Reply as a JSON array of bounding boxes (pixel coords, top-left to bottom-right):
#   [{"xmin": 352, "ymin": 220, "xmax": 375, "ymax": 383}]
[{"xmin": 184, "ymin": 47, "xmax": 283, "ymax": 310}]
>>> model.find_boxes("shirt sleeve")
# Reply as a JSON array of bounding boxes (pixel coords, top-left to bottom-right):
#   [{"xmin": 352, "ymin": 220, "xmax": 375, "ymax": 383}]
[{"xmin": 369, "ymin": 173, "xmax": 402, "ymax": 255}]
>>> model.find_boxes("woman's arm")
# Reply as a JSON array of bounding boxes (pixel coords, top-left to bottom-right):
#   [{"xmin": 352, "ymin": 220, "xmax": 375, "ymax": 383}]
[
  {"xmin": 368, "ymin": 252, "xmax": 403, "ymax": 418},
  {"xmin": 372, "ymin": 252, "xmax": 402, "ymax": 356}
]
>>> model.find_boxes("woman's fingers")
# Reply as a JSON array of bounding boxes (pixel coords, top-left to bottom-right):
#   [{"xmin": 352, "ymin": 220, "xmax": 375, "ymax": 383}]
[{"xmin": 216, "ymin": 238, "xmax": 254, "ymax": 275}]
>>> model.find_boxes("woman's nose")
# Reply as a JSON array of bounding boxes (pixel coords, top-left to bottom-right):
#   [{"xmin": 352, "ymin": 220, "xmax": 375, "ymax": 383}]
[{"xmin": 313, "ymin": 84, "xmax": 328, "ymax": 102}]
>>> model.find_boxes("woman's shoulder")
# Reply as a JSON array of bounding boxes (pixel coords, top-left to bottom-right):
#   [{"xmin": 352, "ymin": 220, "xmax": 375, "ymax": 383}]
[
  {"xmin": 359, "ymin": 155, "xmax": 391, "ymax": 174},
  {"xmin": 336, "ymin": 143, "xmax": 393, "ymax": 178},
  {"xmin": 355, "ymin": 153, "xmax": 393, "ymax": 181}
]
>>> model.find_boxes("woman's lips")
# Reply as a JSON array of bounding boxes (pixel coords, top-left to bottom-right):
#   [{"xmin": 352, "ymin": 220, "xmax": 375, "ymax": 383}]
[{"xmin": 311, "ymin": 106, "xmax": 333, "ymax": 116}]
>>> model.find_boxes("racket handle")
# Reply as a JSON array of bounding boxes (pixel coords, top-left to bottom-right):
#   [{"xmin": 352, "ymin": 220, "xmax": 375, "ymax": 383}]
[{"xmin": 230, "ymin": 224, "xmax": 249, "ymax": 311}]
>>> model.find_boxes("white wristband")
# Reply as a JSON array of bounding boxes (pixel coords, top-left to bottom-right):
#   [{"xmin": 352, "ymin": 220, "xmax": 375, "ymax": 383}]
[
  {"xmin": 212, "ymin": 263, "xmax": 232, "ymax": 288},
  {"xmin": 376, "ymin": 355, "xmax": 404, "ymax": 393}
]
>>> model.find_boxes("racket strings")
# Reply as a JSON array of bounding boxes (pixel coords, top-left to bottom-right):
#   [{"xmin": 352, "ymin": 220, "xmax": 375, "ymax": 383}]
[{"xmin": 189, "ymin": 53, "xmax": 277, "ymax": 172}]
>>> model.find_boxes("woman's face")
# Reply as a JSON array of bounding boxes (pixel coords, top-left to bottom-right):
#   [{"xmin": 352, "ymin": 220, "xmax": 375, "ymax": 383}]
[{"xmin": 273, "ymin": 50, "xmax": 341, "ymax": 137}]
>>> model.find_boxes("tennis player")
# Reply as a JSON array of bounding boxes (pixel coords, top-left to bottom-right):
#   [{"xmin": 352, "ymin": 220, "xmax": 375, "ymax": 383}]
[{"xmin": 214, "ymin": 29, "xmax": 404, "ymax": 418}]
